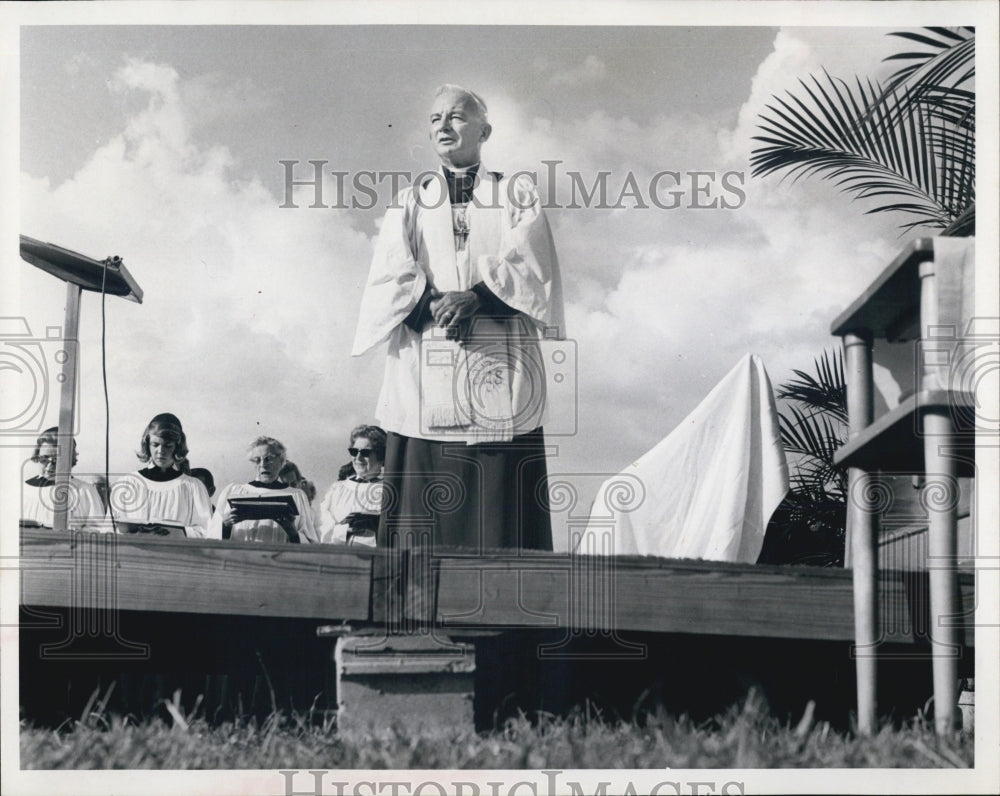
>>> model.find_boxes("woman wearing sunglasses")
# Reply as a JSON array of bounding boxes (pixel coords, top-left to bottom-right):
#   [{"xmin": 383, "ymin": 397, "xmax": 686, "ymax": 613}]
[{"xmin": 316, "ymin": 425, "xmax": 386, "ymax": 546}]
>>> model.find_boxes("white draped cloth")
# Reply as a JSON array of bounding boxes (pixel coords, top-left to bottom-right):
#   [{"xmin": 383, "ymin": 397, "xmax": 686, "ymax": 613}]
[
  {"xmin": 351, "ymin": 167, "xmax": 565, "ymax": 444},
  {"xmin": 21, "ymin": 476, "xmax": 108, "ymax": 532},
  {"xmin": 577, "ymin": 354, "xmax": 789, "ymax": 562}
]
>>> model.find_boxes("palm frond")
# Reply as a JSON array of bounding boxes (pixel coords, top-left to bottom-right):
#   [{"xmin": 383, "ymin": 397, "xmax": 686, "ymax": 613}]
[
  {"xmin": 776, "ymin": 349, "xmax": 847, "ymax": 422},
  {"xmin": 751, "ymin": 52, "xmax": 974, "ymax": 231},
  {"xmin": 882, "ymin": 28, "xmax": 974, "ymax": 98},
  {"xmin": 779, "ymin": 405, "xmax": 846, "ymax": 462}
]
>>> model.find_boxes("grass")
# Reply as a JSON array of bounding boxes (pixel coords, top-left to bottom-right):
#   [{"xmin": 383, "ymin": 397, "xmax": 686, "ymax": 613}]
[{"xmin": 19, "ymin": 687, "xmax": 973, "ymax": 769}]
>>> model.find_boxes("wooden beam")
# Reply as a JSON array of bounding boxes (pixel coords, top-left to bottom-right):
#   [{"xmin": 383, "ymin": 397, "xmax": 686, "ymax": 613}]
[
  {"xmin": 19, "ymin": 531, "xmax": 975, "ymax": 647},
  {"xmin": 20, "ymin": 530, "xmax": 373, "ymax": 621},
  {"xmin": 52, "ymin": 282, "xmax": 82, "ymax": 533},
  {"xmin": 830, "ymin": 238, "xmax": 934, "ymax": 339},
  {"xmin": 427, "ymin": 551, "xmax": 975, "ymax": 646}
]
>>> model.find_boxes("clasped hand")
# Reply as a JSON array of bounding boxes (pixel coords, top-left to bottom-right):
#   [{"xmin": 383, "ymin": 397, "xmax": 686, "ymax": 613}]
[{"xmin": 429, "ymin": 289, "xmax": 481, "ymax": 333}]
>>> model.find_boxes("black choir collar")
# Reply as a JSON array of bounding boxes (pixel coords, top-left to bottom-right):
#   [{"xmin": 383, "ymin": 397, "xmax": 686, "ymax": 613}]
[
  {"xmin": 444, "ymin": 163, "xmax": 480, "ymax": 205},
  {"xmin": 26, "ymin": 476, "xmax": 55, "ymax": 487},
  {"xmin": 139, "ymin": 466, "xmax": 183, "ymax": 482},
  {"xmin": 249, "ymin": 480, "xmax": 289, "ymax": 490}
]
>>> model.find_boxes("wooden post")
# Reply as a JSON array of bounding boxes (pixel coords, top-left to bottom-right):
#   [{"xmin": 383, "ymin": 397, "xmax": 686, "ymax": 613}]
[
  {"xmin": 52, "ymin": 282, "xmax": 82, "ymax": 533},
  {"xmin": 844, "ymin": 331, "xmax": 878, "ymax": 735},
  {"xmin": 919, "ymin": 260, "xmax": 960, "ymax": 734}
]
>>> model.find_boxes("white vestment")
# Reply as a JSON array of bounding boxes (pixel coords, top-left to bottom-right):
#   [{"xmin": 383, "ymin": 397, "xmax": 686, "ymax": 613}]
[
  {"xmin": 210, "ymin": 482, "xmax": 317, "ymax": 544},
  {"xmin": 112, "ymin": 471, "xmax": 213, "ymax": 538},
  {"xmin": 21, "ymin": 476, "xmax": 109, "ymax": 532},
  {"xmin": 352, "ymin": 167, "xmax": 565, "ymax": 444},
  {"xmin": 315, "ymin": 478, "xmax": 384, "ymax": 546}
]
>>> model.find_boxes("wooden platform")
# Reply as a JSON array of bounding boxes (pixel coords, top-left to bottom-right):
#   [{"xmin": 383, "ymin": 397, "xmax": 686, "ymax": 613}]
[{"xmin": 19, "ymin": 529, "xmax": 976, "ymax": 648}]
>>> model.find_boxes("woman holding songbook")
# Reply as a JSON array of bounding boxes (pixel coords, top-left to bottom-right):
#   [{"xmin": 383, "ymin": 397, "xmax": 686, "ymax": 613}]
[
  {"xmin": 112, "ymin": 413, "xmax": 212, "ymax": 538},
  {"xmin": 21, "ymin": 427, "xmax": 107, "ymax": 531},
  {"xmin": 315, "ymin": 425, "xmax": 386, "ymax": 546},
  {"xmin": 210, "ymin": 436, "xmax": 317, "ymax": 544}
]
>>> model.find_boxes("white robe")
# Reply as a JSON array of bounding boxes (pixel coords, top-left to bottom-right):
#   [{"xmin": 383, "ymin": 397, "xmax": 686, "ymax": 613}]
[
  {"xmin": 315, "ymin": 478, "xmax": 384, "ymax": 546},
  {"xmin": 112, "ymin": 471, "xmax": 213, "ymax": 539},
  {"xmin": 21, "ymin": 476, "xmax": 109, "ymax": 532},
  {"xmin": 210, "ymin": 482, "xmax": 317, "ymax": 544},
  {"xmin": 352, "ymin": 167, "xmax": 565, "ymax": 444}
]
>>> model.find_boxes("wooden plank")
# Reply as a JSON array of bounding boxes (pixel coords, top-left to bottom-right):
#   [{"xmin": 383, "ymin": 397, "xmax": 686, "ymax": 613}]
[
  {"xmin": 53, "ymin": 283, "xmax": 82, "ymax": 533},
  {"xmin": 429, "ymin": 551, "xmax": 976, "ymax": 646},
  {"xmin": 19, "ymin": 530, "xmax": 975, "ymax": 646},
  {"xmin": 19, "ymin": 529, "xmax": 374, "ymax": 621},
  {"xmin": 830, "ymin": 238, "xmax": 934, "ymax": 338},
  {"xmin": 833, "ymin": 389, "xmax": 976, "ymax": 474}
]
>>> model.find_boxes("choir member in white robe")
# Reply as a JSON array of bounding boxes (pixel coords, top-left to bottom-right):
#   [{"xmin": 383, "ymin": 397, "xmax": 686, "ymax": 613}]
[
  {"xmin": 112, "ymin": 413, "xmax": 212, "ymax": 538},
  {"xmin": 21, "ymin": 427, "xmax": 107, "ymax": 531},
  {"xmin": 316, "ymin": 425, "xmax": 386, "ymax": 546},
  {"xmin": 352, "ymin": 85, "xmax": 565, "ymax": 551},
  {"xmin": 210, "ymin": 436, "xmax": 317, "ymax": 544}
]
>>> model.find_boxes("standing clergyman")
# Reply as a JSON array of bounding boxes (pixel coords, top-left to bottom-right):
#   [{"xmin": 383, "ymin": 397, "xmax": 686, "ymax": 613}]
[{"xmin": 352, "ymin": 84, "xmax": 565, "ymax": 551}]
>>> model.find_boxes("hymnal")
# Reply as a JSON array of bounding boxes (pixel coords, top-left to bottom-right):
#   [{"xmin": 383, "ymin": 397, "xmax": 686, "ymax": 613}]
[
  {"xmin": 227, "ymin": 494, "xmax": 298, "ymax": 519},
  {"xmin": 116, "ymin": 521, "xmax": 188, "ymax": 538}
]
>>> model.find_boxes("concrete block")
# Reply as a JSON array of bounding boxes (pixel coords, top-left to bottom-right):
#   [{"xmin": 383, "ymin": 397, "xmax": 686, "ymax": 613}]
[{"xmin": 334, "ymin": 633, "xmax": 475, "ymax": 733}]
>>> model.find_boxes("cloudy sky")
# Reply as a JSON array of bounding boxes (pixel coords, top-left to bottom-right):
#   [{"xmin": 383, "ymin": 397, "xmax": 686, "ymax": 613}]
[{"xmin": 5, "ymin": 5, "xmax": 993, "ymax": 551}]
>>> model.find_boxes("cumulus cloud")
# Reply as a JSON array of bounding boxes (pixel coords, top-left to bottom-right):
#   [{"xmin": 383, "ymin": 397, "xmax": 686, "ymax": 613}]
[
  {"xmin": 487, "ymin": 29, "xmax": 917, "ymax": 547},
  {"xmin": 16, "ymin": 32, "xmax": 923, "ymax": 544},
  {"xmin": 721, "ymin": 27, "xmax": 903, "ymax": 163},
  {"xmin": 547, "ymin": 55, "xmax": 608, "ymax": 87},
  {"xmin": 19, "ymin": 58, "xmax": 378, "ymax": 490}
]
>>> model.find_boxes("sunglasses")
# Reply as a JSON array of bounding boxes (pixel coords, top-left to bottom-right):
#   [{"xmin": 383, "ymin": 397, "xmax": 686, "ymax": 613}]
[
  {"xmin": 348, "ymin": 447, "xmax": 375, "ymax": 459},
  {"xmin": 35, "ymin": 455, "xmax": 58, "ymax": 465}
]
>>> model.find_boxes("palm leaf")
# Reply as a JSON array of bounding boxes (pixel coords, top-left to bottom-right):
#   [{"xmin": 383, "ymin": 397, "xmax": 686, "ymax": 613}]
[
  {"xmin": 752, "ymin": 71, "xmax": 973, "ymax": 229},
  {"xmin": 770, "ymin": 347, "xmax": 850, "ymax": 565},
  {"xmin": 882, "ymin": 28, "xmax": 974, "ymax": 98},
  {"xmin": 776, "ymin": 349, "xmax": 847, "ymax": 422}
]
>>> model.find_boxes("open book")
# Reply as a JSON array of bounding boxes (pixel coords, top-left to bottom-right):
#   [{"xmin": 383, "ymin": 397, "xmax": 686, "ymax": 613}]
[{"xmin": 116, "ymin": 521, "xmax": 188, "ymax": 538}]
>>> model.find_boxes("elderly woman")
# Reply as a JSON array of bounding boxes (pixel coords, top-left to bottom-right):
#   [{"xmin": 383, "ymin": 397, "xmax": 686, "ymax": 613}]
[
  {"xmin": 211, "ymin": 436, "xmax": 317, "ymax": 544},
  {"xmin": 316, "ymin": 425, "xmax": 386, "ymax": 546},
  {"xmin": 113, "ymin": 413, "xmax": 212, "ymax": 537},
  {"xmin": 21, "ymin": 427, "xmax": 107, "ymax": 531}
]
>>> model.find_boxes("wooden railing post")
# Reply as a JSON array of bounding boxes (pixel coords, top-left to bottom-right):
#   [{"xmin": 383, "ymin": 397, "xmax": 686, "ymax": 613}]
[
  {"xmin": 52, "ymin": 282, "xmax": 81, "ymax": 533},
  {"xmin": 919, "ymin": 260, "xmax": 960, "ymax": 734},
  {"xmin": 844, "ymin": 331, "xmax": 878, "ymax": 735}
]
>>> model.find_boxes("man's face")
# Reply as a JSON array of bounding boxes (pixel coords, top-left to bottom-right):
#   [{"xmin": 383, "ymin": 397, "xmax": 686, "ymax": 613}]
[{"xmin": 429, "ymin": 90, "xmax": 491, "ymax": 169}]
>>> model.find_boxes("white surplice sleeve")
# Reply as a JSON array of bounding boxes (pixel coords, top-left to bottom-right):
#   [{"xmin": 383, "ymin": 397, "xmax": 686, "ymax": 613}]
[
  {"xmin": 206, "ymin": 483, "xmax": 233, "ymax": 540},
  {"xmin": 476, "ymin": 174, "xmax": 565, "ymax": 335},
  {"xmin": 351, "ymin": 190, "xmax": 426, "ymax": 356},
  {"xmin": 294, "ymin": 489, "xmax": 318, "ymax": 544},
  {"xmin": 72, "ymin": 478, "xmax": 110, "ymax": 533},
  {"xmin": 184, "ymin": 477, "xmax": 214, "ymax": 539},
  {"xmin": 315, "ymin": 481, "xmax": 341, "ymax": 544}
]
